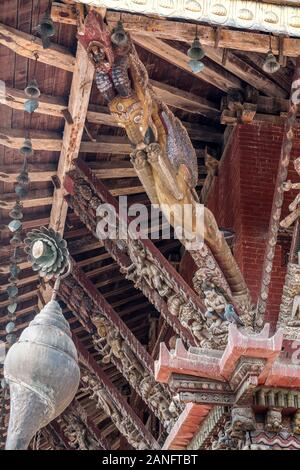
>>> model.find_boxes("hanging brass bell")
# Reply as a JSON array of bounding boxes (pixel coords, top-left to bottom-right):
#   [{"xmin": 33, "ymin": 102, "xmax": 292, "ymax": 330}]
[
  {"xmin": 7, "ymin": 303, "xmax": 18, "ymax": 315},
  {"xmin": 37, "ymin": 9, "xmax": 56, "ymax": 49},
  {"xmin": 9, "ymin": 264, "xmax": 20, "ymax": 278},
  {"xmin": 24, "ymin": 99, "xmax": 39, "ymax": 114},
  {"xmin": 187, "ymin": 37, "xmax": 205, "ymax": 61},
  {"xmin": 7, "ymin": 286, "xmax": 18, "ymax": 299},
  {"xmin": 111, "ymin": 21, "xmax": 128, "ymax": 46},
  {"xmin": 24, "ymin": 79, "xmax": 40, "ymax": 99},
  {"xmin": 188, "ymin": 59, "xmax": 205, "ymax": 73},
  {"xmin": 9, "ymin": 202, "xmax": 23, "ymax": 220},
  {"xmin": 38, "ymin": 9, "xmax": 55, "ymax": 38},
  {"xmin": 17, "ymin": 160, "xmax": 29, "ymax": 186},
  {"xmin": 10, "ymin": 247, "xmax": 23, "ymax": 264},
  {"xmin": 262, "ymin": 50, "xmax": 280, "ymax": 74},
  {"xmin": 10, "ymin": 232, "xmax": 22, "ymax": 246},
  {"xmin": 8, "ymin": 220, "xmax": 22, "ymax": 233},
  {"xmin": 6, "ymin": 322, "xmax": 16, "ymax": 334},
  {"xmin": 15, "ymin": 184, "xmax": 28, "ymax": 199},
  {"xmin": 20, "ymin": 138, "xmax": 33, "ymax": 156}
]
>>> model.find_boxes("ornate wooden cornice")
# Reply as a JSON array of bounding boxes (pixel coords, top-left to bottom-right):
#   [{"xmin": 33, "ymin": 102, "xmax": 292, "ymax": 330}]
[{"xmin": 54, "ymin": 0, "xmax": 300, "ymax": 37}]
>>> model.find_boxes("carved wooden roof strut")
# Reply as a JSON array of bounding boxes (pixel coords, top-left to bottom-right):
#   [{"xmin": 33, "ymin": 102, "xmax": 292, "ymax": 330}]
[
  {"xmin": 73, "ymin": 335, "xmax": 160, "ymax": 449},
  {"xmin": 64, "ymin": 158, "xmax": 207, "ymax": 346},
  {"xmin": 256, "ymin": 57, "xmax": 300, "ymax": 324}
]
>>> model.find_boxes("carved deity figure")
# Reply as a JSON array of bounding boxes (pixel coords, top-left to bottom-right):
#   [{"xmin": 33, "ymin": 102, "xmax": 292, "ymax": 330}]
[
  {"xmin": 78, "ymin": 11, "xmax": 249, "ymax": 304},
  {"xmin": 265, "ymin": 409, "xmax": 283, "ymax": 433}
]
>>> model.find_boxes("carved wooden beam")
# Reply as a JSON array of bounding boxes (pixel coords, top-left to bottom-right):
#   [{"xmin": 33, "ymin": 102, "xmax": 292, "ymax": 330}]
[
  {"xmin": 81, "ymin": 1, "xmax": 300, "ymax": 38},
  {"xmin": 58, "ymin": 263, "xmax": 181, "ymax": 429},
  {"xmin": 2, "ymin": 82, "xmax": 219, "ymax": 120},
  {"xmin": 51, "ymin": 5, "xmax": 300, "ymax": 54},
  {"xmin": 51, "ymin": 3, "xmax": 241, "ymax": 93},
  {"xmin": 256, "ymin": 59, "xmax": 300, "ymax": 323},
  {"xmin": 64, "ymin": 158, "xmax": 210, "ymax": 347},
  {"xmin": 74, "ymin": 335, "xmax": 160, "ymax": 449}
]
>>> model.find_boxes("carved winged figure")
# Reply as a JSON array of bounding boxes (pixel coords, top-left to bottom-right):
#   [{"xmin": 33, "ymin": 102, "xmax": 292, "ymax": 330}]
[{"xmin": 78, "ymin": 12, "xmax": 248, "ymax": 305}]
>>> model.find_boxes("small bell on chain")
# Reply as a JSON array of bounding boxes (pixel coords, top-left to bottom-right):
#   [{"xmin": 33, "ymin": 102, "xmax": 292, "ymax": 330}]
[
  {"xmin": 111, "ymin": 21, "xmax": 128, "ymax": 46},
  {"xmin": 9, "ymin": 201, "xmax": 23, "ymax": 220},
  {"xmin": 24, "ymin": 99, "xmax": 39, "ymax": 114},
  {"xmin": 36, "ymin": 8, "xmax": 56, "ymax": 49},
  {"xmin": 19, "ymin": 138, "xmax": 33, "ymax": 156},
  {"xmin": 24, "ymin": 79, "xmax": 40, "ymax": 99},
  {"xmin": 262, "ymin": 50, "xmax": 280, "ymax": 74},
  {"xmin": 187, "ymin": 27, "xmax": 205, "ymax": 73}
]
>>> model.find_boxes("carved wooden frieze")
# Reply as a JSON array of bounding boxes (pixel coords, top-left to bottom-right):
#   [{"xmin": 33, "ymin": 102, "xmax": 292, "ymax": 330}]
[
  {"xmin": 277, "ymin": 262, "xmax": 300, "ymax": 340},
  {"xmin": 74, "ymin": 335, "xmax": 160, "ymax": 449},
  {"xmin": 61, "ymin": 402, "xmax": 109, "ymax": 450},
  {"xmin": 187, "ymin": 406, "xmax": 227, "ymax": 450},
  {"xmin": 74, "ymin": 0, "xmax": 300, "ymax": 37}
]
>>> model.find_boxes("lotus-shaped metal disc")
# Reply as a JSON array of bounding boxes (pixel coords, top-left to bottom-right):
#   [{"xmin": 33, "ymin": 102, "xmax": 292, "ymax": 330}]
[{"xmin": 24, "ymin": 227, "xmax": 69, "ymax": 279}]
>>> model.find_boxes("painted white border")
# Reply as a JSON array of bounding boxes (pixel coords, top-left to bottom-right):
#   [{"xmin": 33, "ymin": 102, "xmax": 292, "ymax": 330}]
[{"xmin": 78, "ymin": 0, "xmax": 300, "ymax": 37}]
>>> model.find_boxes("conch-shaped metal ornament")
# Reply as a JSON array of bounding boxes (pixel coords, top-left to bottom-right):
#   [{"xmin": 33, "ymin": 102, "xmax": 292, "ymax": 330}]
[
  {"xmin": 4, "ymin": 300, "xmax": 80, "ymax": 449},
  {"xmin": 4, "ymin": 228, "xmax": 80, "ymax": 450}
]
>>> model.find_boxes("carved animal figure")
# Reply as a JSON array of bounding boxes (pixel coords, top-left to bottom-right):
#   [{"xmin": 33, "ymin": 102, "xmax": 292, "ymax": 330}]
[
  {"xmin": 78, "ymin": 11, "xmax": 248, "ymax": 302},
  {"xmin": 224, "ymin": 304, "xmax": 244, "ymax": 326}
]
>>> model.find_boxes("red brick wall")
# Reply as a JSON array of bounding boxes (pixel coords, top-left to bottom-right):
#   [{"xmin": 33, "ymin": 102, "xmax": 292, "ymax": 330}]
[{"xmin": 207, "ymin": 123, "xmax": 300, "ymax": 329}]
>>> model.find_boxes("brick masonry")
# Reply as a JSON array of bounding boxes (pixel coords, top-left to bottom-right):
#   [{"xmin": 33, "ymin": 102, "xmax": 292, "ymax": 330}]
[{"xmin": 206, "ymin": 123, "xmax": 300, "ymax": 329}]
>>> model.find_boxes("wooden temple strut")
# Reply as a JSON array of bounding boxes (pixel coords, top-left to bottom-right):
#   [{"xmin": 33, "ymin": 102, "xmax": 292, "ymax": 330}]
[
  {"xmin": 73, "ymin": 335, "xmax": 160, "ymax": 449},
  {"xmin": 256, "ymin": 57, "xmax": 300, "ymax": 324}
]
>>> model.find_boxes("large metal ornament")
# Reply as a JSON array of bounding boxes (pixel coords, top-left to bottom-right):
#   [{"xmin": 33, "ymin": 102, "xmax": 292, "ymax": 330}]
[
  {"xmin": 4, "ymin": 300, "xmax": 80, "ymax": 450},
  {"xmin": 24, "ymin": 226, "xmax": 69, "ymax": 278}
]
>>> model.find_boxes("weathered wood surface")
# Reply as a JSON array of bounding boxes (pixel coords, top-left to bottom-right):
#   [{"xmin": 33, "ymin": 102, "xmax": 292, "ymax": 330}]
[
  {"xmin": 51, "ymin": 5, "xmax": 300, "ymax": 57},
  {"xmin": 0, "ymin": 22, "xmax": 74, "ymax": 71},
  {"xmin": 132, "ymin": 34, "xmax": 242, "ymax": 93},
  {"xmin": 49, "ymin": 42, "xmax": 94, "ymax": 234}
]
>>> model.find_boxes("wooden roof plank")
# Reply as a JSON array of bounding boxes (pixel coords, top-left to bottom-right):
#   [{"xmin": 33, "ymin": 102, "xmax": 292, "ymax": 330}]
[{"xmin": 0, "ymin": 22, "xmax": 75, "ymax": 71}]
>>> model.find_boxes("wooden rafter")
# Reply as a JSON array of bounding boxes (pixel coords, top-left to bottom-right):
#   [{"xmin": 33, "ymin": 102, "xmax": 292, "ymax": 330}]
[
  {"xmin": 3, "ymin": 82, "xmax": 219, "ymax": 121},
  {"xmin": 0, "ymin": 22, "xmax": 74, "ymax": 71},
  {"xmin": 49, "ymin": 42, "xmax": 94, "ymax": 235},
  {"xmin": 131, "ymin": 34, "xmax": 242, "ymax": 93},
  {"xmin": 0, "ymin": 125, "xmax": 222, "ymax": 152}
]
